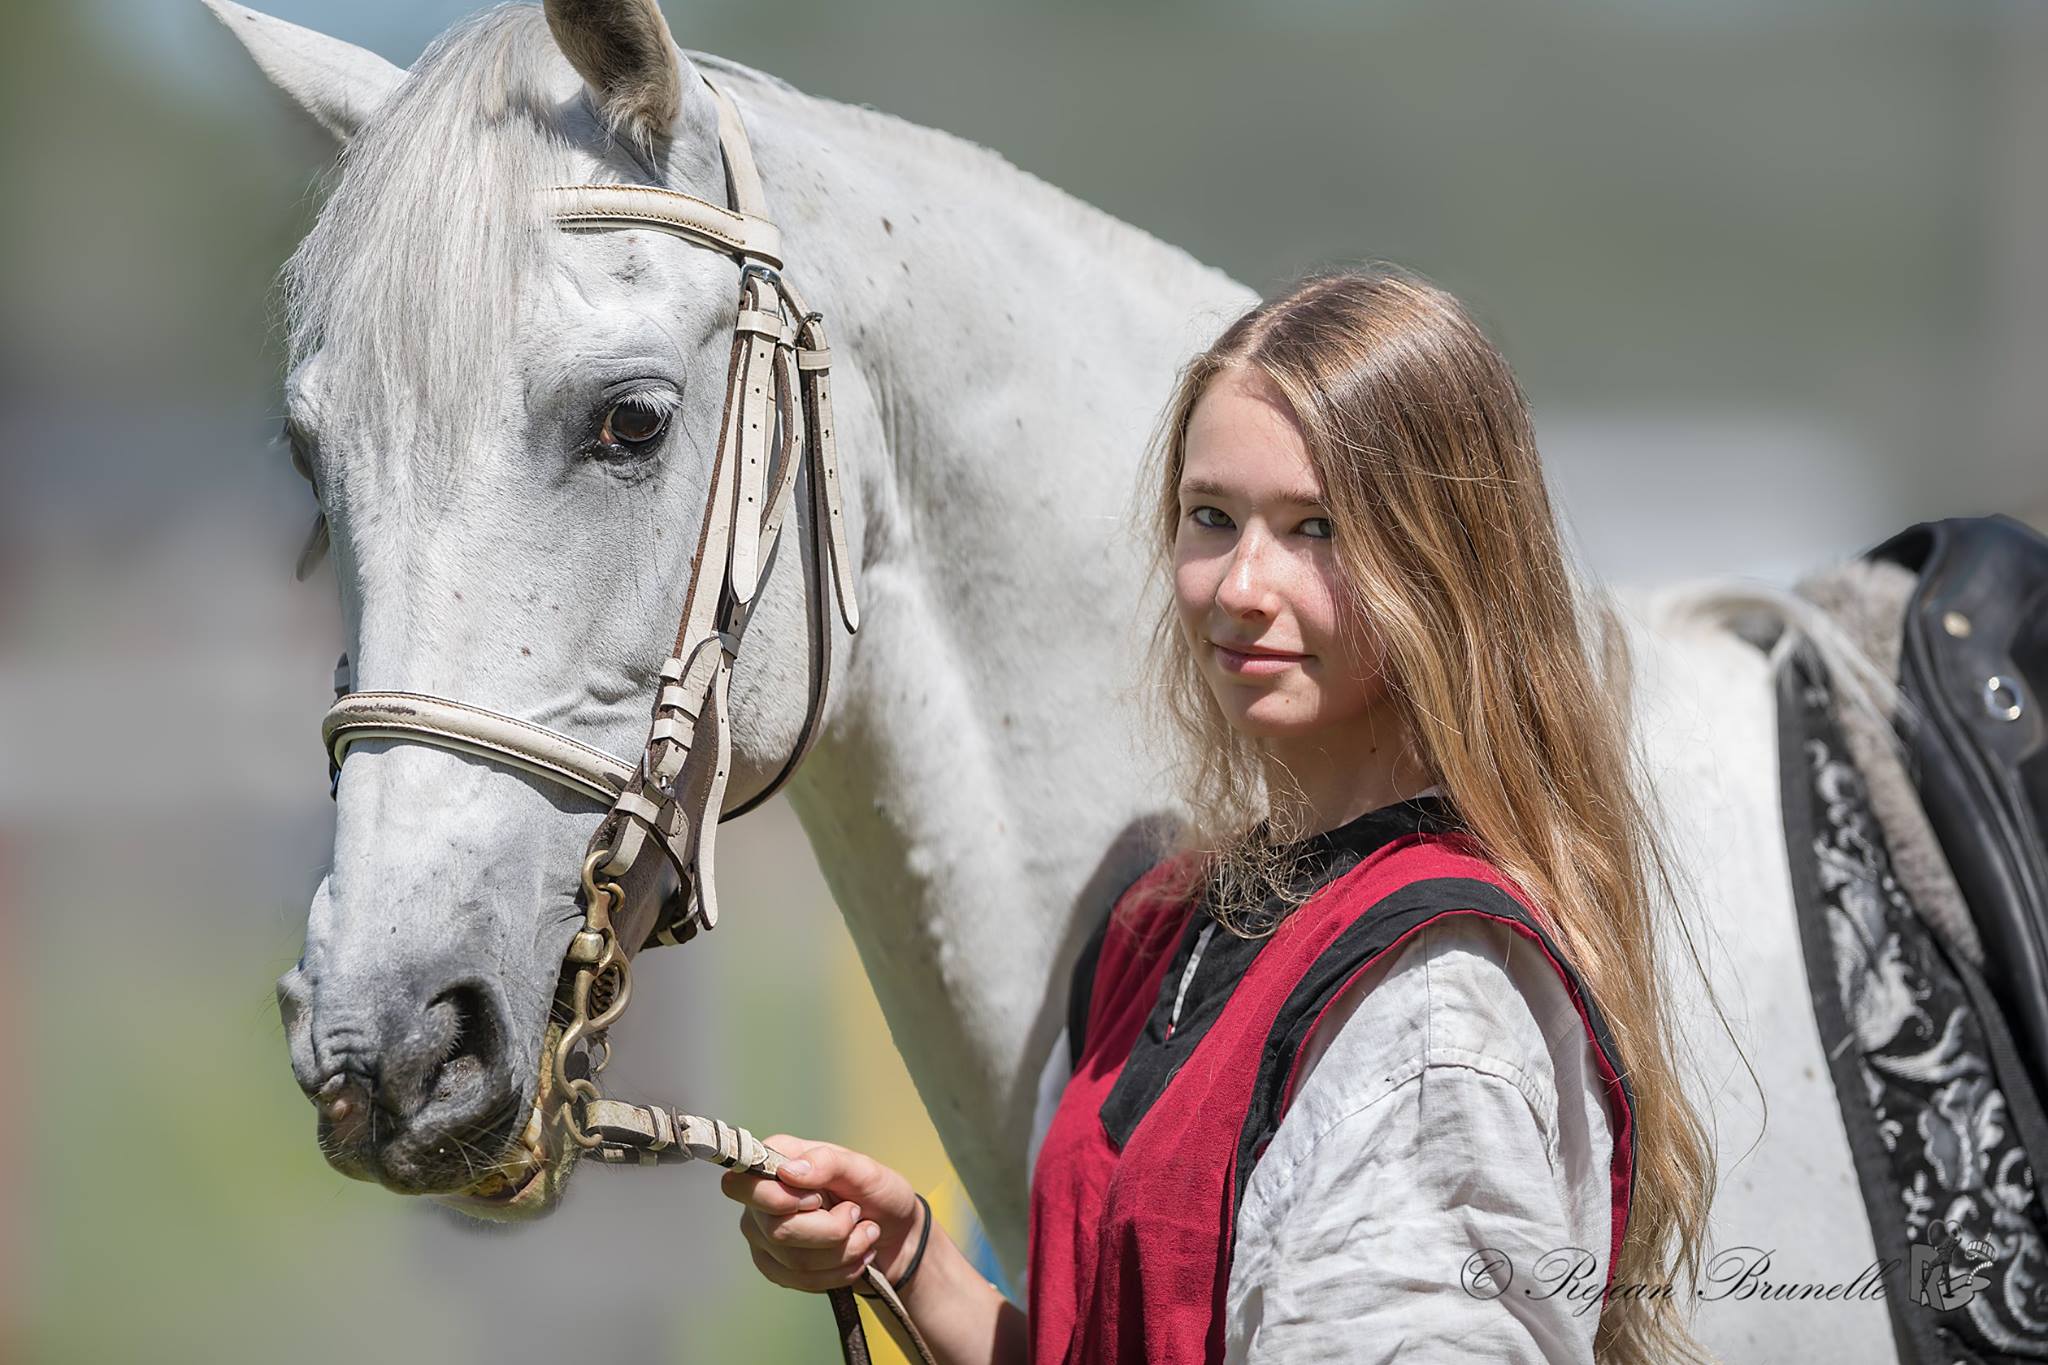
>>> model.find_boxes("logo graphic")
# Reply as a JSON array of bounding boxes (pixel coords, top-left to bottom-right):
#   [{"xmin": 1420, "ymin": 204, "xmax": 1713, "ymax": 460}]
[
  {"xmin": 1908, "ymin": 1220, "xmax": 1994, "ymax": 1312},
  {"xmin": 1462, "ymin": 1248, "xmax": 1513, "ymax": 1300}
]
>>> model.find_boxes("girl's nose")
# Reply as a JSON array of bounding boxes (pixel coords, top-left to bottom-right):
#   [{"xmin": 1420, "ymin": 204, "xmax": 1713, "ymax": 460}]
[{"xmin": 1217, "ymin": 530, "xmax": 1275, "ymax": 615}]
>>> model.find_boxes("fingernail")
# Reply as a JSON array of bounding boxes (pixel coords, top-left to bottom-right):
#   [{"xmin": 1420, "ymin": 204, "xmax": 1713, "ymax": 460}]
[
  {"xmin": 860, "ymin": 1250, "xmax": 876, "ymax": 1267},
  {"xmin": 845, "ymin": 1203, "xmax": 861, "ymax": 1223},
  {"xmin": 783, "ymin": 1158, "xmax": 812, "ymax": 1176}
]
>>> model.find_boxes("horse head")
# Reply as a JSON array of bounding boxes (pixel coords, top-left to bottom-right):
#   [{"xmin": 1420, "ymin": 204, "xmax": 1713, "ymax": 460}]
[{"xmin": 209, "ymin": 0, "xmax": 861, "ymax": 1217}]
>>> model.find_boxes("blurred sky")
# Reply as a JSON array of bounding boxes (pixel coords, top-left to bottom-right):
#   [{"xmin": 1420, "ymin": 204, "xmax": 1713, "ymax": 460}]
[{"xmin": 3, "ymin": 1, "xmax": 2044, "ymax": 1362}]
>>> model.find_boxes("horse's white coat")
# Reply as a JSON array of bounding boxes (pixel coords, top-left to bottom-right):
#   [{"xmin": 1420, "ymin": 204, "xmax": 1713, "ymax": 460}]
[
  {"xmin": 1618, "ymin": 586, "xmax": 1895, "ymax": 1359},
  {"xmin": 218, "ymin": 5, "xmax": 1905, "ymax": 1355}
]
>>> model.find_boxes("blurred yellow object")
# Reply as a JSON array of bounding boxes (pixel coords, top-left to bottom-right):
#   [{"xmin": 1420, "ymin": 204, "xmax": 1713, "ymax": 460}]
[{"xmin": 830, "ymin": 927, "xmax": 977, "ymax": 1363}]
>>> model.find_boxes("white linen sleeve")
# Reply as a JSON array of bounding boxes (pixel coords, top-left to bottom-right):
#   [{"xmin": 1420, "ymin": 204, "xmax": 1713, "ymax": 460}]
[{"xmin": 1225, "ymin": 917, "xmax": 1615, "ymax": 1365}]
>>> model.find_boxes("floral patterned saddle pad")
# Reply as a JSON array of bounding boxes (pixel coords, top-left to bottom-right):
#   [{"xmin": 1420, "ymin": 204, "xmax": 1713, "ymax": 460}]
[{"xmin": 1779, "ymin": 642, "xmax": 2048, "ymax": 1363}]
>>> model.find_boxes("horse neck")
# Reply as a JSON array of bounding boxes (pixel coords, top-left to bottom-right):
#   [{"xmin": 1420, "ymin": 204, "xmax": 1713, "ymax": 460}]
[
  {"xmin": 714, "ymin": 66, "xmax": 1251, "ymax": 1271},
  {"xmin": 727, "ymin": 63, "xmax": 1248, "ymax": 508}
]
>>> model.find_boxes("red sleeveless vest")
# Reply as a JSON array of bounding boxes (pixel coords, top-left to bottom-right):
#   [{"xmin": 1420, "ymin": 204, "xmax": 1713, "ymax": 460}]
[{"xmin": 1026, "ymin": 830, "xmax": 1637, "ymax": 1365}]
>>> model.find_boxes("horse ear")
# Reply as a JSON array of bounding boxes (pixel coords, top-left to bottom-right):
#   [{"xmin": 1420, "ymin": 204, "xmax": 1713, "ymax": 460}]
[
  {"xmin": 201, "ymin": 0, "xmax": 406, "ymax": 144},
  {"xmin": 543, "ymin": 0, "xmax": 684, "ymax": 155}
]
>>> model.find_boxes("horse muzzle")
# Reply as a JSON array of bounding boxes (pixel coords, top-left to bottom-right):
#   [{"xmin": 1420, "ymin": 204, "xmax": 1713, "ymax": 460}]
[{"xmin": 281, "ymin": 961, "xmax": 534, "ymax": 1197}]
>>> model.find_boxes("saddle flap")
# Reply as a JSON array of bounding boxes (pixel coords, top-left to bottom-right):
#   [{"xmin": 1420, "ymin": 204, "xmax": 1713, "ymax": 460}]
[{"xmin": 1869, "ymin": 513, "xmax": 2048, "ymax": 1102}]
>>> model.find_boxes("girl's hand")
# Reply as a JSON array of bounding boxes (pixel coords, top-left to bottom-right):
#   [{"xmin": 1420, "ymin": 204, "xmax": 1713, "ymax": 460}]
[{"xmin": 720, "ymin": 1134, "xmax": 928, "ymax": 1294}]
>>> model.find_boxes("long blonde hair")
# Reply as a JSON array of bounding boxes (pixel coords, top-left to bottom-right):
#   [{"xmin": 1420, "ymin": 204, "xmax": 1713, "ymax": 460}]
[{"xmin": 1129, "ymin": 267, "xmax": 1722, "ymax": 1364}]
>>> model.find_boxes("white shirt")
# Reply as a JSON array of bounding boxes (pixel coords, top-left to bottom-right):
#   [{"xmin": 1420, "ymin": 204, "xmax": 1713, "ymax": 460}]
[{"xmin": 1027, "ymin": 913, "xmax": 1617, "ymax": 1363}]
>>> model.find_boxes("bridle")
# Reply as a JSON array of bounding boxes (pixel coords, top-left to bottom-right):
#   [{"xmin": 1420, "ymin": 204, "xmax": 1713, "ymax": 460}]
[
  {"xmin": 308, "ymin": 76, "xmax": 932, "ymax": 1365},
  {"xmin": 322, "ymin": 75, "xmax": 854, "ymax": 949}
]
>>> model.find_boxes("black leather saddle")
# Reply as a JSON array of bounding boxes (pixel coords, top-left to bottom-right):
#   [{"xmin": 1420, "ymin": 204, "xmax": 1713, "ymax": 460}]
[{"xmin": 1868, "ymin": 514, "xmax": 2048, "ymax": 1102}]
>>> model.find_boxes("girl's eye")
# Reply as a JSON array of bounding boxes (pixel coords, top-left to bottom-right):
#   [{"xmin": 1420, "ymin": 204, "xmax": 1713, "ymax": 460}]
[
  {"xmin": 600, "ymin": 398, "xmax": 670, "ymax": 448},
  {"xmin": 1189, "ymin": 506, "xmax": 1232, "ymax": 530},
  {"xmin": 1302, "ymin": 517, "xmax": 1333, "ymax": 540}
]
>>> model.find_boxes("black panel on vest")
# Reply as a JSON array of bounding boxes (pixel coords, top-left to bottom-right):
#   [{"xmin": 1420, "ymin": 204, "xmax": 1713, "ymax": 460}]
[
  {"xmin": 1227, "ymin": 877, "xmax": 1637, "ymax": 1227},
  {"xmin": 1092, "ymin": 795, "xmax": 1462, "ymax": 1148}
]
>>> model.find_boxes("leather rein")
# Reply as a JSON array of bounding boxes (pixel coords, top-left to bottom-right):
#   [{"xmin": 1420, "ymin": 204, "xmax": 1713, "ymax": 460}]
[{"xmin": 309, "ymin": 76, "xmax": 932, "ymax": 1365}]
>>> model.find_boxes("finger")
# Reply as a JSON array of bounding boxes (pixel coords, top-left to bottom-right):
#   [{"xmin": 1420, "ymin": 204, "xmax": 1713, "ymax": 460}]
[
  {"xmin": 750, "ymin": 1242, "xmax": 875, "ymax": 1295},
  {"xmin": 760, "ymin": 1134, "xmax": 851, "ymax": 1195},
  {"xmin": 741, "ymin": 1214, "xmax": 872, "ymax": 1277},
  {"xmin": 773, "ymin": 1139, "xmax": 884, "ymax": 1198},
  {"xmin": 741, "ymin": 1203, "xmax": 877, "ymax": 1270},
  {"xmin": 761, "ymin": 1133, "xmax": 830, "ymax": 1180},
  {"xmin": 719, "ymin": 1167, "xmax": 826, "ymax": 1214},
  {"xmin": 761, "ymin": 1133, "xmax": 823, "ymax": 1166},
  {"xmin": 757, "ymin": 1197, "xmax": 866, "ymax": 1251}
]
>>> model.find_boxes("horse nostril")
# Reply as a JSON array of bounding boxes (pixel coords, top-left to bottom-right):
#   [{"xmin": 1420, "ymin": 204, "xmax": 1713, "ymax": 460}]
[
  {"xmin": 302, "ymin": 977, "xmax": 519, "ymax": 1191},
  {"xmin": 424, "ymin": 983, "xmax": 505, "ymax": 1100}
]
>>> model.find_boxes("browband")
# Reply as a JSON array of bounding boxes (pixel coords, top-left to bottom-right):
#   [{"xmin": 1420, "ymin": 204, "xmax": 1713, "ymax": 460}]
[{"xmin": 542, "ymin": 184, "xmax": 783, "ymax": 267}]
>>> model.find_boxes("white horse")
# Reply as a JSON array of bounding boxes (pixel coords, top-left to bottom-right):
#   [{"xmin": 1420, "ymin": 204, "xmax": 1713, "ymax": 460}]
[{"xmin": 212, "ymin": 3, "xmax": 1911, "ymax": 1358}]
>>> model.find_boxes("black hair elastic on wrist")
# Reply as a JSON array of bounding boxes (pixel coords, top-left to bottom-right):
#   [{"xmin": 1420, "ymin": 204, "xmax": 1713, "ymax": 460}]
[
  {"xmin": 858, "ymin": 1192, "xmax": 933, "ymax": 1298},
  {"xmin": 895, "ymin": 1193, "xmax": 933, "ymax": 1292}
]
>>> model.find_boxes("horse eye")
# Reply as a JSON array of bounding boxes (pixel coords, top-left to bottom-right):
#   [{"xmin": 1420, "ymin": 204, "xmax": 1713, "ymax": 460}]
[
  {"xmin": 284, "ymin": 420, "xmax": 316, "ymax": 485},
  {"xmin": 601, "ymin": 399, "xmax": 669, "ymax": 447}
]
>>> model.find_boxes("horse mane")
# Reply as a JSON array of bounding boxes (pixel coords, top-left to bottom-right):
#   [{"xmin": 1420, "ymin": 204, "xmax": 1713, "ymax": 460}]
[{"xmin": 282, "ymin": 5, "xmax": 585, "ymax": 480}]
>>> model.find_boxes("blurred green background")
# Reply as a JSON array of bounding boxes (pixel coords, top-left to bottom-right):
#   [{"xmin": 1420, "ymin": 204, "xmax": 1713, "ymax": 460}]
[{"xmin": 3, "ymin": 1, "xmax": 2044, "ymax": 1361}]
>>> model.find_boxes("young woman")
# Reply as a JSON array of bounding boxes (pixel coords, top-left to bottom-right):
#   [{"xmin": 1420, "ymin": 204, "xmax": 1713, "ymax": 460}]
[{"xmin": 720, "ymin": 269, "xmax": 1718, "ymax": 1364}]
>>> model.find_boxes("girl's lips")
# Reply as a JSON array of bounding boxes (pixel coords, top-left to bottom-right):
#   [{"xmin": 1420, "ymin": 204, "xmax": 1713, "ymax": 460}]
[{"xmin": 1214, "ymin": 643, "xmax": 1309, "ymax": 675}]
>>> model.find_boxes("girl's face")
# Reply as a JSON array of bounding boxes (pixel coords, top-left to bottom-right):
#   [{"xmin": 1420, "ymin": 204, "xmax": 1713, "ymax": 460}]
[{"xmin": 1173, "ymin": 365, "xmax": 1390, "ymax": 741}]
